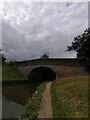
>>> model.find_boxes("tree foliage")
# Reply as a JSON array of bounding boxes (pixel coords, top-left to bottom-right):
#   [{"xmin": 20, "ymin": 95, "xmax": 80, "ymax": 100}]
[
  {"xmin": 2, "ymin": 54, "xmax": 6, "ymax": 63},
  {"xmin": 66, "ymin": 28, "xmax": 90, "ymax": 59},
  {"xmin": 40, "ymin": 52, "xmax": 49, "ymax": 59},
  {"xmin": 0, "ymin": 49, "xmax": 6, "ymax": 63}
]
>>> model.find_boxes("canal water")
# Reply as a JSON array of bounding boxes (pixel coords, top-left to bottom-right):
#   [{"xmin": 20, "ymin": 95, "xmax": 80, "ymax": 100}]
[{"xmin": 2, "ymin": 82, "xmax": 38, "ymax": 118}]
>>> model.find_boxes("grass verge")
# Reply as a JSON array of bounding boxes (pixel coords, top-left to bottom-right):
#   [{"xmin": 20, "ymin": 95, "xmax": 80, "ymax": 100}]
[
  {"xmin": 20, "ymin": 82, "xmax": 47, "ymax": 119},
  {"xmin": 2, "ymin": 64, "xmax": 24, "ymax": 80},
  {"xmin": 51, "ymin": 75, "xmax": 88, "ymax": 118}
]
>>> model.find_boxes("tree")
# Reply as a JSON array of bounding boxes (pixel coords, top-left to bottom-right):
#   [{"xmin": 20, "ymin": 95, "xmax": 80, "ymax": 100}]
[
  {"xmin": 66, "ymin": 28, "xmax": 90, "ymax": 59},
  {"xmin": 0, "ymin": 49, "xmax": 6, "ymax": 63},
  {"xmin": 2, "ymin": 54, "xmax": 6, "ymax": 63},
  {"xmin": 40, "ymin": 52, "xmax": 49, "ymax": 59}
]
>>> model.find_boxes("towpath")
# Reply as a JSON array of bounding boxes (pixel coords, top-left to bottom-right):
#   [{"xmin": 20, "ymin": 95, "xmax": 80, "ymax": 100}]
[{"xmin": 38, "ymin": 82, "xmax": 52, "ymax": 118}]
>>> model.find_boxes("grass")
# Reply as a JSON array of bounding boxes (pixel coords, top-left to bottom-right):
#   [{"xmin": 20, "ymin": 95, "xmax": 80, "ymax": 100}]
[
  {"xmin": 20, "ymin": 82, "xmax": 47, "ymax": 119},
  {"xmin": 2, "ymin": 63, "xmax": 25, "ymax": 80},
  {"xmin": 0, "ymin": 66, "xmax": 2, "ymax": 80},
  {"xmin": 51, "ymin": 75, "xmax": 88, "ymax": 118}
]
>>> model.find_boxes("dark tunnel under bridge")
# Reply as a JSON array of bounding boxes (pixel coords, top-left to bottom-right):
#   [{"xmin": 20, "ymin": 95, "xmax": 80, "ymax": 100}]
[{"xmin": 27, "ymin": 66, "xmax": 56, "ymax": 83}]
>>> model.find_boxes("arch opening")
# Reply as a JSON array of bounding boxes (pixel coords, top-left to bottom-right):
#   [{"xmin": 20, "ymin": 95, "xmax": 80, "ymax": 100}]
[{"xmin": 28, "ymin": 66, "xmax": 56, "ymax": 83}]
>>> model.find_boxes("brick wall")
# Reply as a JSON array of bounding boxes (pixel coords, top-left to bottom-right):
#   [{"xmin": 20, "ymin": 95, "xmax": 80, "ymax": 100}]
[{"xmin": 16, "ymin": 58, "xmax": 87, "ymax": 79}]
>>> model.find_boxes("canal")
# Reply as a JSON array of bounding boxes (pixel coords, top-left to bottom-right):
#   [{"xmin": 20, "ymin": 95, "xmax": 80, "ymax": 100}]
[
  {"xmin": 2, "ymin": 82, "xmax": 38, "ymax": 118},
  {"xmin": 2, "ymin": 66, "xmax": 56, "ymax": 118}
]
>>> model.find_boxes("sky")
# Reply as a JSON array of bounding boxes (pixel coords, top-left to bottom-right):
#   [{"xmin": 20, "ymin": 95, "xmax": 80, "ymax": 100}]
[{"xmin": 0, "ymin": 1, "xmax": 89, "ymax": 61}]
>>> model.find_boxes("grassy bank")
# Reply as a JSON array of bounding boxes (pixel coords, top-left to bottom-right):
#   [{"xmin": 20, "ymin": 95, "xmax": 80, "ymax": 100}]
[
  {"xmin": 0, "ymin": 66, "xmax": 2, "ymax": 80},
  {"xmin": 51, "ymin": 76, "xmax": 88, "ymax": 118},
  {"xmin": 2, "ymin": 64, "xmax": 24, "ymax": 80},
  {"xmin": 21, "ymin": 82, "xmax": 47, "ymax": 119}
]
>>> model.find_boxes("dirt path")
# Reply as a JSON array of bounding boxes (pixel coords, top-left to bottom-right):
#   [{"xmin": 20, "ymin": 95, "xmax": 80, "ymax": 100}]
[{"xmin": 38, "ymin": 82, "xmax": 52, "ymax": 118}]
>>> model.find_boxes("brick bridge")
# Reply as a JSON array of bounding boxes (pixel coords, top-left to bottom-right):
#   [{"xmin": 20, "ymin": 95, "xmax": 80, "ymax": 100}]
[{"xmin": 16, "ymin": 58, "xmax": 87, "ymax": 82}]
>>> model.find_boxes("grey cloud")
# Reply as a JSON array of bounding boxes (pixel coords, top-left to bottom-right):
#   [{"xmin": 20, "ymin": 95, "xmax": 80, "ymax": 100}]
[{"xmin": 2, "ymin": 2, "xmax": 88, "ymax": 61}]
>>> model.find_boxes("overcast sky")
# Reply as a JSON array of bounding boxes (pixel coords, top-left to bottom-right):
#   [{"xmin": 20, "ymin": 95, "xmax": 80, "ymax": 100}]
[{"xmin": 1, "ymin": 1, "xmax": 88, "ymax": 61}]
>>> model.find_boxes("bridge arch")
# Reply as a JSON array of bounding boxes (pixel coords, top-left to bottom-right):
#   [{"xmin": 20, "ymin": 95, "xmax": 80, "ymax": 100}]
[{"xmin": 27, "ymin": 66, "xmax": 56, "ymax": 83}]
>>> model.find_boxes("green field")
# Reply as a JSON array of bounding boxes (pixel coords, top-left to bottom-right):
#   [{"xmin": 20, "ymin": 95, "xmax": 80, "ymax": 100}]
[
  {"xmin": 2, "ymin": 64, "xmax": 24, "ymax": 80},
  {"xmin": 51, "ymin": 76, "xmax": 88, "ymax": 118}
]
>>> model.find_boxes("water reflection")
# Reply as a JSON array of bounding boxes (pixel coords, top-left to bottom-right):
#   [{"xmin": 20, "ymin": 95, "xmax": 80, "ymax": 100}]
[
  {"xmin": 2, "ymin": 96, "xmax": 23, "ymax": 118},
  {"xmin": 2, "ymin": 82, "xmax": 38, "ymax": 118}
]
